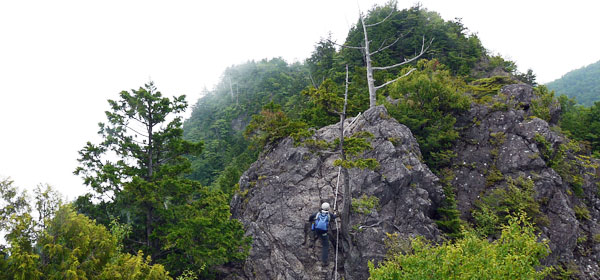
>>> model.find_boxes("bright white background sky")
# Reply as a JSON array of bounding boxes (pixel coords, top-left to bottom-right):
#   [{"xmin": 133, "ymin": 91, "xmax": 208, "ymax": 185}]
[{"xmin": 1, "ymin": 0, "xmax": 599, "ymax": 200}]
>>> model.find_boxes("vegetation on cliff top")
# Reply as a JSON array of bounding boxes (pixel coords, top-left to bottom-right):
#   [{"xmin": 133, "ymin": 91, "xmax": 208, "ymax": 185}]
[{"xmin": 2, "ymin": 2, "xmax": 599, "ymax": 278}]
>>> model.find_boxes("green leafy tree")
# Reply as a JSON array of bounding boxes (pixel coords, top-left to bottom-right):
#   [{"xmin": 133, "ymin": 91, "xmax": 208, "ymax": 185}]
[
  {"xmin": 558, "ymin": 95, "xmax": 588, "ymax": 139},
  {"xmin": 160, "ymin": 186, "xmax": 250, "ymax": 273},
  {"xmin": 515, "ymin": 68, "xmax": 537, "ymax": 86},
  {"xmin": 558, "ymin": 96, "xmax": 600, "ymax": 157},
  {"xmin": 341, "ymin": 4, "xmax": 486, "ymax": 80},
  {"xmin": 1, "ymin": 180, "xmax": 171, "ymax": 279},
  {"xmin": 385, "ymin": 59, "xmax": 470, "ymax": 170},
  {"xmin": 531, "ymin": 85, "xmax": 557, "ymax": 122},
  {"xmin": 98, "ymin": 251, "xmax": 171, "ymax": 280},
  {"xmin": 0, "ymin": 178, "xmax": 30, "ymax": 233},
  {"xmin": 38, "ymin": 205, "xmax": 118, "ymax": 279},
  {"xmin": 33, "ymin": 183, "xmax": 62, "ymax": 231},
  {"xmin": 5, "ymin": 213, "xmax": 41, "ymax": 280},
  {"xmin": 383, "ymin": 60, "xmax": 469, "ymax": 238},
  {"xmin": 301, "ymin": 79, "xmax": 344, "ymax": 127},
  {"xmin": 369, "ymin": 214, "xmax": 551, "ymax": 279},
  {"xmin": 244, "ymin": 101, "xmax": 308, "ymax": 150},
  {"xmin": 306, "ymin": 36, "xmax": 337, "ymax": 87},
  {"xmin": 74, "ymin": 82, "xmax": 249, "ymax": 276}
]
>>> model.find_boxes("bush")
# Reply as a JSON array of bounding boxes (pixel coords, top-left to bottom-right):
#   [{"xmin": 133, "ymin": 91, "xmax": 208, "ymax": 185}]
[
  {"xmin": 472, "ymin": 177, "xmax": 546, "ymax": 236},
  {"xmin": 385, "ymin": 59, "xmax": 470, "ymax": 171},
  {"xmin": 244, "ymin": 102, "xmax": 309, "ymax": 150},
  {"xmin": 369, "ymin": 214, "xmax": 551, "ymax": 279},
  {"xmin": 352, "ymin": 194, "xmax": 380, "ymax": 215},
  {"xmin": 574, "ymin": 205, "xmax": 591, "ymax": 221}
]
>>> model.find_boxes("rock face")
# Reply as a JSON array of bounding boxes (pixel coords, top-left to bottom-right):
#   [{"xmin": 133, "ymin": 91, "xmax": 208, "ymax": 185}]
[
  {"xmin": 228, "ymin": 84, "xmax": 600, "ymax": 279},
  {"xmin": 229, "ymin": 106, "xmax": 444, "ymax": 279},
  {"xmin": 451, "ymin": 84, "xmax": 600, "ymax": 278}
]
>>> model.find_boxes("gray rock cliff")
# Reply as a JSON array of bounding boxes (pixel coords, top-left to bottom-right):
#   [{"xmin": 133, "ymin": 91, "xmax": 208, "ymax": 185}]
[
  {"xmin": 229, "ymin": 106, "xmax": 443, "ymax": 279},
  {"xmin": 227, "ymin": 84, "xmax": 600, "ymax": 279},
  {"xmin": 451, "ymin": 84, "xmax": 600, "ymax": 278}
]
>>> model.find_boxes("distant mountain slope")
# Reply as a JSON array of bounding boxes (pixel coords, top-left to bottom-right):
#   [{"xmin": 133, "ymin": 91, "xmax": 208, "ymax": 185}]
[
  {"xmin": 182, "ymin": 58, "xmax": 310, "ymax": 191},
  {"xmin": 546, "ymin": 60, "xmax": 600, "ymax": 106}
]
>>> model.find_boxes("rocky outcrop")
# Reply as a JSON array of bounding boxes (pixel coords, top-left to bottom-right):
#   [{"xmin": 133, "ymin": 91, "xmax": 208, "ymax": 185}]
[
  {"xmin": 229, "ymin": 106, "xmax": 443, "ymax": 279},
  {"xmin": 227, "ymin": 84, "xmax": 600, "ymax": 279},
  {"xmin": 451, "ymin": 84, "xmax": 600, "ymax": 278}
]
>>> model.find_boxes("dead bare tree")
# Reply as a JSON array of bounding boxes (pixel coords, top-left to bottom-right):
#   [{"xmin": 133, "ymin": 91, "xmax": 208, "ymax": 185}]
[
  {"xmin": 333, "ymin": 6, "xmax": 433, "ymax": 108},
  {"xmin": 339, "ymin": 65, "xmax": 351, "ymax": 242}
]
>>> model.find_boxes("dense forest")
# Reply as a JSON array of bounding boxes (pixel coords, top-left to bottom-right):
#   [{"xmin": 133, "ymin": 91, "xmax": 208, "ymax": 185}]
[
  {"xmin": 181, "ymin": 4, "xmax": 529, "ymax": 195},
  {"xmin": 1, "ymin": 2, "xmax": 599, "ymax": 279},
  {"xmin": 547, "ymin": 60, "xmax": 600, "ymax": 106}
]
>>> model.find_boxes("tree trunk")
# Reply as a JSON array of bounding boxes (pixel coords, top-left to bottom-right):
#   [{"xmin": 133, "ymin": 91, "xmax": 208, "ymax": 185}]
[
  {"xmin": 147, "ymin": 104, "xmax": 153, "ymax": 180},
  {"xmin": 361, "ymin": 14, "xmax": 377, "ymax": 108},
  {"xmin": 340, "ymin": 65, "xmax": 354, "ymax": 279},
  {"xmin": 228, "ymin": 76, "xmax": 234, "ymax": 101},
  {"xmin": 146, "ymin": 206, "xmax": 153, "ymax": 249}
]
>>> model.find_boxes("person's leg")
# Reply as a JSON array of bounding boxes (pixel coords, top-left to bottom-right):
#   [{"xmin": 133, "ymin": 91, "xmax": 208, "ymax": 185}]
[{"xmin": 320, "ymin": 232, "xmax": 329, "ymax": 265}]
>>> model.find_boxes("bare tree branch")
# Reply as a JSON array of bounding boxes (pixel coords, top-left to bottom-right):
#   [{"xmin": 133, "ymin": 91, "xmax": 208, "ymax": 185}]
[
  {"xmin": 372, "ymin": 37, "xmax": 433, "ymax": 70},
  {"xmin": 327, "ymin": 39, "xmax": 364, "ymax": 50},
  {"xmin": 374, "ymin": 68, "xmax": 416, "ymax": 90},
  {"xmin": 307, "ymin": 70, "xmax": 317, "ymax": 89},
  {"xmin": 364, "ymin": 8, "xmax": 395, "ymax": 27},
  {"xmin": 370, "ymin": 35, "xmax": 401, "ymax": 55},
  {"xmin": 358, "ymin": 220, "xmax": 383, "ymax": 230}
]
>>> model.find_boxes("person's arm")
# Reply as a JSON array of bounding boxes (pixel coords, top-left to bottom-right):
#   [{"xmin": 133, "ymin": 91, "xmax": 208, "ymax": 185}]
[{"xmin": 308, "ymin": 213, "xmax": 316, "ymax": 222}]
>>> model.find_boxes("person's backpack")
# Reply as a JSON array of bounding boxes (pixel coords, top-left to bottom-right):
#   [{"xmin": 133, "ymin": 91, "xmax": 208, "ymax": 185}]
[{"xmin": 312, "ymin": 212, "xmax": 330, "ymax": 231}]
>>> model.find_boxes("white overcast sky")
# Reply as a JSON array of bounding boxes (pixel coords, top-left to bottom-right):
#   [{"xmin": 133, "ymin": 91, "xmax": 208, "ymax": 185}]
[{"xmin": 1, "ymin": 0, "xmax": 599, "ymax": 200}]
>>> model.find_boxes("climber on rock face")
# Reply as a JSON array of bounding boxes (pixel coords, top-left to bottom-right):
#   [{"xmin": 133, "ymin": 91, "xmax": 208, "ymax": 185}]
[{"xmin": 308, "ymin": 202, "xmax": 338, "ymax": 266}]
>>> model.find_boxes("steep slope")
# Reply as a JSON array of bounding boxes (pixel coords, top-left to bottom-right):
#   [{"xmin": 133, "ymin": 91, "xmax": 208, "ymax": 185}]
[
  {"xmin": 228, "ymin": 84, "xmax": 600, "ymax": 279},
  {"xmin": 451, "ymin": 84, "xmax": 600, "ymax": 277},
  {"xmin": 547, "ymin": 60, "xmax": 600, "ymax": 106},
  {"xmin": 182, "ymin": 58, "xmax": 310, "ymax": 191},
  {"xmin": 228, "ymin": 106, "xmax": 443, "ymax": 280}
]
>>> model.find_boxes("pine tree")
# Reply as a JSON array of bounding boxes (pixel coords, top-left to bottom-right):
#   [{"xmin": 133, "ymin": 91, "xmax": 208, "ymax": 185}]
[{"xmin": 74, "ymin": 82, "xmax": 250, "ymax": 276}]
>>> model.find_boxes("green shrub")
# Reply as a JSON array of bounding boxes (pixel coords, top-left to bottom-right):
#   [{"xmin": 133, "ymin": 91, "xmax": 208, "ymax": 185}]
[
  {"xmin": 531, "ymin": 85, "xmax": 556, "ymax": 122},
  {"xmin": 593, "ymin": 234, "xmax": 600, "ymax": 244},
  {"xmin": 489, "ymin": 132, "xmax": 506, "ymax": 146},
  {"xmin": 244, "ymin": 102, "xmax": 308, "ymax": 150},
  {"xmin": 571, "ymin": 175, "xmax": 584, "ymax": 197},
  {"xmin": 549, "ymin": 262, "xmax": 580, "ymax": 280},
  {"xmin": 369, "ymin": 214, "xmax": 551, "ymax": 279},
  {"xmin": 469, "ymin": 76, "xmax": 516, "ymax": 102},
  {"xmin": 574, "ymin": 205, "xmax": 591, "ymax": 221},
  {"xmin": 473, "ymin": 177, "xmax": 546, "ymax": 236},
  {"xmin": 352, "ymin": 194, "xmax": 380, "ymax": 215},
  {"xmin": 485, "ymin": 166, "xmax": 503, "ymax": 187},
  {"xmin": 435, "ymin": 168, "xmax": 463, "ymax": 239}
]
